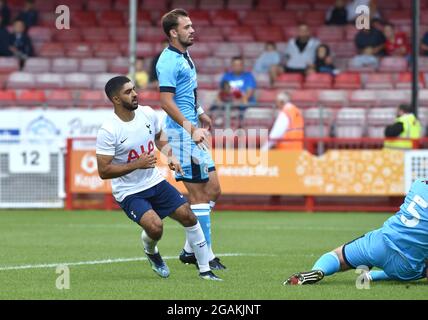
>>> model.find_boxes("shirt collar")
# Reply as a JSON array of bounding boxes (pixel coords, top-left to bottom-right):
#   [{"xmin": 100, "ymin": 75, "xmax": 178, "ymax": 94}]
[{"xmin": 168, "ymin": 45, "xmax": 186, "ymax": 55}]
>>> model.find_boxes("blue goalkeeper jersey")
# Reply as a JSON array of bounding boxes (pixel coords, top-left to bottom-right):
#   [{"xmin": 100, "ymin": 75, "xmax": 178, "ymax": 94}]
[
  {"xmin": 382, "ymin": 179, "xmax": 428, "ymax": 269},
  {"xmin": 156, "ymin": 45, "xmax": 198, "ymax": 131}
]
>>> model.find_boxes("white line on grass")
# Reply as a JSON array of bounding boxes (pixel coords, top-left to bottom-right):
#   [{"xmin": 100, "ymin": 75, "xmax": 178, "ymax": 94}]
[{"xmin": 0, "ymin": 253, "xmax": 277, "ymax": 271}]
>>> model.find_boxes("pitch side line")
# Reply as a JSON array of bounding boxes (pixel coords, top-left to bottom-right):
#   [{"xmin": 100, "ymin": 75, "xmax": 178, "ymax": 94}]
[{"xmin": 0, "ymin": 253, "xmax": 277, "ymax": 271}]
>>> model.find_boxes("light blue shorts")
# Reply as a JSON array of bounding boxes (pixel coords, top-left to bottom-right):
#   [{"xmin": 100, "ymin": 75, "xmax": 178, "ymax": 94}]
[
  {"xmin": 343, "ymin": 228, "xmax": 426, "ymax": 281},
  {"xmin": 168, "ymin": 137, "xmax": 215, "ymax": 183}
]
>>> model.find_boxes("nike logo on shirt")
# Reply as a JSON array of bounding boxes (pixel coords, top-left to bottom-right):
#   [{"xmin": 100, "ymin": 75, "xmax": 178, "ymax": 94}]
[{"xmin": 120, "ymin": 138, "xmax": 128, "ymax": 144}]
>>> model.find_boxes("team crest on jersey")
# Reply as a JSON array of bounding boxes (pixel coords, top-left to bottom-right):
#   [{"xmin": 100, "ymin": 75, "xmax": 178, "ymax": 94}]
[{"xmin": 146, "ymin": 123, "xmax": 152, "ymax": 134}]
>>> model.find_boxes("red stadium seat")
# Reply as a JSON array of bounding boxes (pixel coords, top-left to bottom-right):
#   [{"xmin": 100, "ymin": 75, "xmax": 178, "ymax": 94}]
[
  {"xmin": 318, "ymin": 90, "xmax": 348, "ymax": 108},
  {"xmin": 328, "ymin": 41, "xmax": 355, "ymax": 58},
  {"xmin": 274, "ymin": 73, "xmax": 303, "ymax": 89},
  {"xmin": 52, "ymin": 58, "xmax": 79, "ymax": 73},
  {"xmin": 385, "ymin": 10, "xmax": 412, "ymax": 26},
  {"xmin": 396, "ymin": 72, "xmax": 425, "ymax": 89},
  {"xmin": 268, "ymin": 12, "xmax": 298, "ymax": 26},
  {"xmin": 365, "ymin": 73, "xmax": 395, "ymax": 90},
  {"xmin": 255, "ymin": 73, "xmax": 271, "ymax": 89},
  {"xmin": 137, "ymin": 27, "xmax": 167, "ymax": 42},
  {"xmin": 98, "ymin": 11, "xmax": 125, "ymax": 27},
  {"xmin": 334, "ymin": 73, "xmax": 362, "ymax": 89},
  {"xmin": 187, "ymin": 45, "xmax": 211, "ymax": 59},
  {"xmin": 376, "ymin": 90, "xmax": 410, "ymax": 107},
  {"xmin": 108, "ymin": 27, "xmax": 129, "ymax": 42},
  {"xmin": 377, "ymin": 1, "xmax": 400, "ymax": 9},
  {"xmin": 35, "ymin": 73, "xmax": 64, "ymax": 89},
  {"xmin": 109, "ymin": 57, "xmax": 129, "ymax": 74},
  {"xmin": 349, "ymin": 90, "xmax": 377, "ymax": 107},
  {"xmin": 285, "ymin": 0, "xmax": 312, "ymax": 10},
  {"xmin": 304, "ymin": 73, "xmax": 333, "ymax": 89},
  {"xmin": 213, "ymin": 43, "xmax": 241, "ymax": 59},
  {"xmin": 199, "ymin": 0, "xmax": 225, "ymax": 10},
  {"xmin": 316, "ymin": 26, "xmax": 344, "ymax": 42},
  {"xmin": 171, "ymin": 0, "xmax": 197, "ymax": 10},
  {"xmin": 28, "ymin": 27, "xmax": 52, "ymax": 42},
  {"xmin": 134, "ymin": 10, "xmax": 153, "ymax": 25},
  {"xmin": 56, "ymin": 0, "xmax": 85, "ymax": 10},
  {"xmin": 313, "ymin": 0, "xmax": 335, "ymax": 10},
  {"xmin": 240, "ymin": 42, "xmax": 265, "ymax": 58},
  {"xmin": 195, "ymin": 27, "xmax": 224, "ymax": 42},
  {"xmin": 196, "ymin": 74, "xmax": 216, "ymax": 90},
  {"xmin": 120, "ymin": 42, "xmax": 154, "ymax": 57},
  {"xmin": 379, "ymin": 57, "xmax": 408, "ymax": 73},
  {"xmin": 23, "ymin": 58, "xmax": 50, "ymax": 73},
  {"xmin": 34, "ymin": 0, "xmax": 55, "ymax": 11},
  {"xmin": 210, "ymin": 10, "xmax": 240, "ymax": 27},
  {"xmin": 93, "ymin": 74, "xmax": 120, "ymax": 90},
  {"xmin": 38, "ymin": 43, "xmax": 65, "ymax": 58},
  {"xmin": 227, "ymin": 0, "xmax": 253, "ymax": 10},
  {"xmin": 188, "ymin": 10, "xmax": 212, "ymax": 26},
  {"xmin": 82, "ymin": 28, "xmax": 110, "ymax": 42},
  {"xmin": 80, "ymin": 58, "xmax": 108, "ymax": 74},
  {"xmin": 290, "ymin": 90, "xmax": 318, "ymax": 107},
  {"xmin": 303, "ymin": 11, "xmax": 327, "ymax": 27},
  {"xmin": 253, "ymin": 26, "xmax": 284, "ymax": 42},
  {"xmin": 138, "ymin": 90, "xmax": 161, "ymax": 106},
  {"xmin": 73, "ymin": 11, "xmax": 98, "ymax": 27},
  {"xmin": 46, "ymin": 90, "xmax": 74, "ymax": 108},
  {"xmin": 0, "ymin": 90, "xmax": 17, "ymax": 106},
  {"xmin": 256, "ymin": 89, "xmax": 278, "ymax": 103},
  {"xmin": 63, "ymin": 73, "xmax": 92, "ymax": 90},
  {"xmin": 65, "ymin": 43, "xmax": 93, "ymax": 58},
  {"xmin": 7, "ymin": 72, "xmax": 35, "ymax": 89},
  {"xmin": 257, "ymin": 0, "xmax": 284, "ymax": 11},
  {"xmin": 92, "ymin": 43, "xmax": 122, "ymax": 58},
  {"xmin": 16, "ymin": 90, "xmax": 46, "ymax": 106},
  {"xmin": 114, "ymin": 0, "xmax": 131, "ymax": 10},
  {"xmin": 76, "ymin": 90, "xmax": 110, "ymax": 108},
  {"xmin": 196, "ymin": 57, "xmax": 226, "ymax": 74},
  {"xmin": 87, "ymin": 0, "xmax": 113, "ymax": 11},
  {"xmin": 240, "ymin": 11, "xmax": 268, "ymax": 26},
  {"xmin": 223, "ymin": 26, "xmax": 255, "ymax": 42},
  {"xmin": 0, "ymin": 57, "xmax": 20, "ymax": 73},
  {"xmin": 54, "ymin": 29, "xmax": 82, "ymax": 43}
]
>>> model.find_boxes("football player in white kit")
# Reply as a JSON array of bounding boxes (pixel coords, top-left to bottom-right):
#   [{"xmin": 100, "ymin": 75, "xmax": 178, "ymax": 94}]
[{"xmin": 96, "ymin": 76, "xmax": 221, "ymax": 281}]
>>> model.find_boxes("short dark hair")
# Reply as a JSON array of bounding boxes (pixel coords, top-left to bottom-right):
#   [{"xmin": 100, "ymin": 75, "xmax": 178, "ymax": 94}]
[
  {"xmin": 232, "ymin": 56, "xmax": 243, "ymax": 62},
  {"xmin": 161, "ymin": 8, "xmax": 189, "ymax": 38},
  {"xmin": 399, "ymin": 104, "xmax": 412, "ymax": 113},
  {"xmin": 105, "ymin": 76, "xmax": 131, "ymax": 102}
]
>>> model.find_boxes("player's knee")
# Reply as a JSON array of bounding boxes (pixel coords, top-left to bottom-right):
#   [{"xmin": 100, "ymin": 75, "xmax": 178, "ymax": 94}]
[
  {"xmin": 147, "ymin": 222, "xmax": 163, "ymax": 241},
  {"xmin": 179, "ymin": 206, "xmax": 198, "ymax": 227}
]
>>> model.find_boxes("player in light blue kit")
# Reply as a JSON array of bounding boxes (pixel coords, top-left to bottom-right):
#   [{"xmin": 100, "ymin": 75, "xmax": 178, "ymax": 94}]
[
  {"xmin": 156, "ymin": 9, "xmax": 225, "ymax": 270},
  {"xmin": 284, "ymin": 179, "xmax": 428, "ymax": 285}
]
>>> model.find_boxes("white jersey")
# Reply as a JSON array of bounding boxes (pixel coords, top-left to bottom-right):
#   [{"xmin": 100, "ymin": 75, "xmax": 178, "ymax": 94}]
[{"xmin": 96, "ymin": 106, "xmax": 165, "ymax": 202}]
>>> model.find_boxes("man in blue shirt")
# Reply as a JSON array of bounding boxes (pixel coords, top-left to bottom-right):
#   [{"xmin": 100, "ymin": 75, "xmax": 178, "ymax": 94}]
[
  {"xmin": 284, "ymin": 179, "xmax": 428, "ymax": 285},
  {"xmin": 157, "ymin": 8, "xmax": 226, "ymax": 271}
]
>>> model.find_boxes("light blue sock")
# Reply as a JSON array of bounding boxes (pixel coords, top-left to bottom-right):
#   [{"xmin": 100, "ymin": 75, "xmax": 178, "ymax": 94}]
[
  {"xmin": 190, "ymin": 204, "xmax": 211, "ymax": 247},
  {"xmin": 312, "ymin": 252, "xmax": 341, "ymax": 276},
  {"xmin": 368, "ymin": 270, "xmax": 391, "ymax": 281}
]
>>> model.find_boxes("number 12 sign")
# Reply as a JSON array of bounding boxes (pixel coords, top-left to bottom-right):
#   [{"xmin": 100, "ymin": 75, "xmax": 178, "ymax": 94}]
[{"xmin": 9, "ymin": 145, "xmax": 51, "ymax": 174}]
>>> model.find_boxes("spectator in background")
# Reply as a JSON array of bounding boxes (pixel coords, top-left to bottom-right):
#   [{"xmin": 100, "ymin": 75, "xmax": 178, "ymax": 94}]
[
  {"xmin": 261, "ymin": 92, "xmax": 304, "ymax": 151},
  {"xmin": 221, "ymin": 56, "xmax": 256, "ymax": 104},
  {"xmin": 129, "ymin": 57, "xmax": 149, "ymax": 89},
  {"xmin": 307, "ymin": 44, "xmax": 336, "ymax": 75},
  {"xmin": 9, "ymin": 19, "xmax": 34, "ymax": 68},
  {"xmin": 326, "ymin": 0, "xmax": 348, "ymax": 25},
  {"xmin": 16, "ymin": 0, "xmax": 38, "ymax": 28},
  {"xmin": 349, "ymin": 23, "xmax": 386, "ymax": 69},
  {"xmin": 0, "ymin": 0, "xmax": 10, "ymax": 28},
  {"xmin": 149, "ymin": 40, "xmax": 168, "ymax": 86},
  {"xmin": 384, "ymin": 104, "xmax": 422, "ymax": 149},
  {"xmin": 384, "ymin": 23, "xmax": 410, "ymax": 57},
  {"xmin": 271, "ymin": 24, "xmax": 320, "ymax": 81},
  {"xmin": 421, "ymin": 32, "xmax": 428, "ymax": 56},
  {"xmin": 215, "ymin": 80, "xmax": 241, "ymax": 106},
  {"xmin": 221, "ymin": 56, "xmax": 257, "ymax": 123},
  {"xmin": 253, "ymin": 42, "xmax": 281, "ymax": 76},
  {"xmin": 0, "ymin": 15, "xmax": 11, "ymax": 56}
]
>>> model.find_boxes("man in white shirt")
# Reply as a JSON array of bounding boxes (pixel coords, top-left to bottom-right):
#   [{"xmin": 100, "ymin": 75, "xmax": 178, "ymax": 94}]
[{"xmin": 96, "ymin": 76, "xmax": 221, "ymax": 281}]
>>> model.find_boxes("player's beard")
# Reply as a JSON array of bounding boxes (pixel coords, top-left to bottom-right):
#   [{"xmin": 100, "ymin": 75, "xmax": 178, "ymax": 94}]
[
  {"xmin": 178, "ymin": 34, "xmax": 194, "ymax": 48},
  {"xmin": 122, "ymin": 99, "xmax": 138, "ymax": 111}
]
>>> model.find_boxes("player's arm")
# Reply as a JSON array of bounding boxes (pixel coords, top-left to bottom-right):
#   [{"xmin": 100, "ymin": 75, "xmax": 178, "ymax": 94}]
[
  {"xmin": 160, "ymin": 92, "xmax": 209, "ymax": 146},
  {"xmin": 154, "ymin": 129, "xmax": 184, "ymax": 175},
  {"xmin": 96, "ymin": 153, "xmax": 157, "ymax": 180}
]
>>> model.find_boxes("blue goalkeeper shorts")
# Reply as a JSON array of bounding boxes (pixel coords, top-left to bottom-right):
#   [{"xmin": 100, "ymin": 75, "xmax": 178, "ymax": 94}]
[{"xmin": 343, "ymin": 228, "xmax": 426, "ymax": 281}]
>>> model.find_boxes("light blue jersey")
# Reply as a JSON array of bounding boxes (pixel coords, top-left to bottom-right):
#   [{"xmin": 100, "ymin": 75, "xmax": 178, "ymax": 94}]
[
  {"xmin": 382, "ymin": 179, "xmax": 428, "ymax": 269},
  {"xmin": 156, "ymin": 45, "xmax": 198, "ymax": 130},
  {"xmin": 156, "ymin": 44, "xmax": 215, "ymax": 182}
]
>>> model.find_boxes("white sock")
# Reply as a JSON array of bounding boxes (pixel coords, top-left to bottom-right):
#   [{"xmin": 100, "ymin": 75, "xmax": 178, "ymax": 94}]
[
  {"xmin": 141, "ymin": 230, "xmax": 158, "ymax": 254},
  {"xmin": 185, "ymin": 222, "xmax": 210, "ymax": 273},
  {"xmin": 209, "ymin": 201, "xmax": 216, "ymax": 210}
]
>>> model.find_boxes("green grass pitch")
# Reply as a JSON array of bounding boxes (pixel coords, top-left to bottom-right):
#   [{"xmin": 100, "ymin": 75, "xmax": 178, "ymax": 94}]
[{"xmin": 0, "ymin": 210, "xmax": 426, "ymax": 300}]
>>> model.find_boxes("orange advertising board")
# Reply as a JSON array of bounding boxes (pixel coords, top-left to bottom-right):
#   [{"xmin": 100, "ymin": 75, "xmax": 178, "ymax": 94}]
[{"xmin": 69, "ymin": 148, "xmax": 405, "ymax": 196}]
